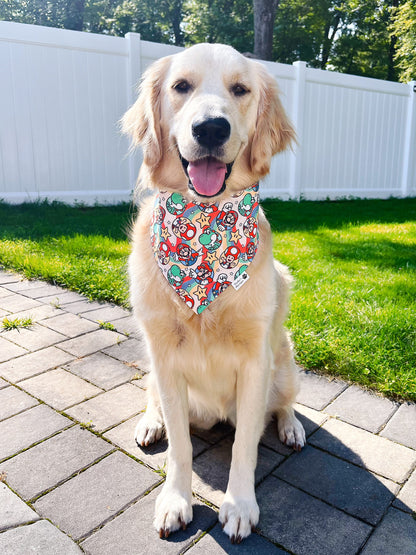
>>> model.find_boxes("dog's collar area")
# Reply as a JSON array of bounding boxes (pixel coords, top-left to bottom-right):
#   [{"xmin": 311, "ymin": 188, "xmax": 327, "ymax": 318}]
[
  {"xmin": 150, "ymin": 184, "xmax": 260, "ymax": 314},
  {"xmin": 180, "ymin": 155, "xmax": 233, "ymax": 198}
]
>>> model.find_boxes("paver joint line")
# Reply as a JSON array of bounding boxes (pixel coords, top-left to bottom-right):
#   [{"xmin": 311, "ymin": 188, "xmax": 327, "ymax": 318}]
[{"xmin": 1, "ymin": 270, "xmax": 416, "ymax": 555}]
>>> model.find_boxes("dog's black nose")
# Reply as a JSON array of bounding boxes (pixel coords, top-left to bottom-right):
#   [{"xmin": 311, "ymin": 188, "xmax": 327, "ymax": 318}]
[{"xmin": 192, "ymin": 117, "xmax": 231, "ymax": 148}]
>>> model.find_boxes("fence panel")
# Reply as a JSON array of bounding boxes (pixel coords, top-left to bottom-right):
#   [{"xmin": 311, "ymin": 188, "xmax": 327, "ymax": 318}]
[{"xmin": 0, "ymin": 21, "xmax": 415, "ymax": 203}]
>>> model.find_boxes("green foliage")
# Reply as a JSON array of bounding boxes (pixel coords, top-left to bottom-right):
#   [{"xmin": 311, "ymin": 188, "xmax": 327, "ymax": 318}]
[
  {"xmin": 391, "ymin": 0, "xmax": 416, "ymax": 82},
  {"xmin": 1, "ymin": 316, "xmax": 33, "ymax": 331},
  {"xmin": 98, "ymin": 320, "xmax": 116, "ymax": 330},
  {"xmin": 184, "ymin": 0, "xmax": 253, "ymax": 52}
]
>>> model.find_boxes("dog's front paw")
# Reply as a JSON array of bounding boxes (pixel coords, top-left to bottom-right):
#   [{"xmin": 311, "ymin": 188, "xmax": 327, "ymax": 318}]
[
  {"xmin": 219, "ymin": 493, "xmax": 259, "ymax": 543},
  {"xmin": 154, "ymin": 486, "xmax": 193, "ymax": 538},
  {"xmin": 135, "ymin": 413, "xmax": 164, "ymax": 447},
  {"xmin": 277, "ymin": 412, "xmax": 306, "ymax": 452}
]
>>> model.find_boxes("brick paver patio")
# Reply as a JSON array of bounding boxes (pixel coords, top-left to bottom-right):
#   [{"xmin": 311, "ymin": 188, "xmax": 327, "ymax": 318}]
[{"xmin": 0, "ymin": 269, "xmax": 415, "ymax": 554}]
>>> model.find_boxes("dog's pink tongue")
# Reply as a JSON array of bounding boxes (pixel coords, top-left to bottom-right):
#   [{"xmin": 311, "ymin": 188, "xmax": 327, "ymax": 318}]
[{"xmin": 188, "ymin": 157, "xmax": 226, "ymax": 197}]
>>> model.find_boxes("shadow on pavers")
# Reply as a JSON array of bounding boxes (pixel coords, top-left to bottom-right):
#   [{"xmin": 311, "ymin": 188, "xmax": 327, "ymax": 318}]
[{"xmin": 135, "ymin": 412, "xmax": 414, "ymax": 554}]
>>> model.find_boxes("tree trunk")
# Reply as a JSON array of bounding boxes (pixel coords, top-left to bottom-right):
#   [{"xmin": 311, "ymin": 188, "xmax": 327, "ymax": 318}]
[
  {"xmin": 387, "ymin": 0, "xmax": 399, "ymax": 81},
  {"xmin": 321, "ymin": 14, "xmax": 341, "ymax": 70},
  {"xmin": 170, "ymin": 0, "xmax": 184, "ymax": 46},
  {"xmin": 64, "ymin": 0, "xmax": 86, "ymax": 31},
  {"xmin": 253, "ymin": 0, "xmax": 279, "ymax": 60}
]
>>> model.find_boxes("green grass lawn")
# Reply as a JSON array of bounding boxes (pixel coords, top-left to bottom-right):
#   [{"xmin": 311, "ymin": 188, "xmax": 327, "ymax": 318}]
[{"xmin": 1, "ymin": 198, "xmax": 415, "ymax": 401}]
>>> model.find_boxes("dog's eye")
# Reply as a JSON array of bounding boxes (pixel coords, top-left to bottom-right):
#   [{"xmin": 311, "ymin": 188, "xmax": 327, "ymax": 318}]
[
  {"xmin": 231, "ymin": 84, "xmax": 250, "ymax": 97},
  {"xmin": 173, "ymin": 80, "xmax": 192, "ymax": 94}
]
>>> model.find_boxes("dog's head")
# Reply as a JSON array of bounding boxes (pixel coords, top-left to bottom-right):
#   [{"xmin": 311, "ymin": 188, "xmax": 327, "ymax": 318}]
[{"xmin": 122, "ymin": 43, "xmax": 295, "ymax": 199}]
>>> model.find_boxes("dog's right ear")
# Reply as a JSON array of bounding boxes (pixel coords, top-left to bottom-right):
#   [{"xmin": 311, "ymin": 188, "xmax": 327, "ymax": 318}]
[{"xmin": 121, "ymin": 56, "xmax": 172, "ymax": 168}]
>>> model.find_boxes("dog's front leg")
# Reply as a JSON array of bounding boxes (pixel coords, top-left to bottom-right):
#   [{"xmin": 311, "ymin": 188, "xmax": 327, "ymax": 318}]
[
  {"xmin": 219, "ymin": 351, "xmax": 270, "ymax": 543},
  {"xmin": 153, "ymin": 368, "xmax": 193, "ymax": 538}
]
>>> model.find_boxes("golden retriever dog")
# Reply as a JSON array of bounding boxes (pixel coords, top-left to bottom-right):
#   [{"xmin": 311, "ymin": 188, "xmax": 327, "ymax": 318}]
[{"xmin": 122, "ymin": 43, "xmax": 305, "ymax": 543}]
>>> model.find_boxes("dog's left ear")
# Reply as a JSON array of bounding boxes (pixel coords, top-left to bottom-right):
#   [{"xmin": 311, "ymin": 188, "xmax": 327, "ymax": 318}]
[{"xmin": 250, "ymin": 64, "xmax": 296, "ymax": 176}]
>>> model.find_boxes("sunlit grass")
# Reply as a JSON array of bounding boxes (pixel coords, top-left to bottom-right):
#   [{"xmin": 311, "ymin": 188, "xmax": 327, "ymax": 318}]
[{"xmin": 1, "ymin": 197, "xmax": 415, "ymax": 401}]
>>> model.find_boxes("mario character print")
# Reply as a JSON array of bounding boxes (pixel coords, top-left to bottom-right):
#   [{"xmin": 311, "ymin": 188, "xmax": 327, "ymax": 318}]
[{"xmin": 151, "ymin": 184, "xmax": 260, "ymax": 314}]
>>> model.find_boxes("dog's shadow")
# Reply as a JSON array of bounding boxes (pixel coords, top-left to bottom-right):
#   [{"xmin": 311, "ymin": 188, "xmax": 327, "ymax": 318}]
[{"xmin": 134, "ymin": 410, "xmax": 412, "ymax": 551}]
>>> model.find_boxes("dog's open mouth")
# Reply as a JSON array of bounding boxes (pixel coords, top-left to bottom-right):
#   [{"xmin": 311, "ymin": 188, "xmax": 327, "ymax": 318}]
[{"xmin": 181, "ymin": 156, "xmax": 233, "ymax": 198}]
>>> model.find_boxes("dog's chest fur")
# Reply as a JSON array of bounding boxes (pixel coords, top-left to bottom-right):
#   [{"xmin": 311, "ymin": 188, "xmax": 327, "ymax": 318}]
[{"xmin": 129, "ymin": 195, "xmax": 276, "ymax": 421}]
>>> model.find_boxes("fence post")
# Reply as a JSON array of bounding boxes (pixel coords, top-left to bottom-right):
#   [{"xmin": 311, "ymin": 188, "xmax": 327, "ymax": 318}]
[
  {"xmin": 289, "ymin": 61, "xmax": 307, "ymax": 200},
  {"xmin": 125, "ymin": 32, "xmax": 142, "ymax": 189},
  {"xmin": 401, "ymin": 81, "xmax": 416, "ymax": 198}
]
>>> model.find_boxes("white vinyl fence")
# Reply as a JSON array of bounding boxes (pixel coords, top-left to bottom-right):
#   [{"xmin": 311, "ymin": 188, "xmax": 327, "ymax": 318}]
[{"xmin": 1, "ymin": 21, "xmax": 415, "ymax": 203}]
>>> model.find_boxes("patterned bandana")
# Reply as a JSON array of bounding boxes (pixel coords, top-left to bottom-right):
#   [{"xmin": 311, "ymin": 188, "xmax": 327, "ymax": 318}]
[{"xmin": 151, "ymin": 184, "xmax": 260, "ymax": 314}]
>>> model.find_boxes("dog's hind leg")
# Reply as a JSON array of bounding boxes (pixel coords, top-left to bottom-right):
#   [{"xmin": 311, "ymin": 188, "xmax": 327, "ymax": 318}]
[
  {"xmin": 135, "ymin": 372, "xmax": 164, "ymax": 447},
  {"xmin": 269, "ymin": 330, "xmax": 305, "ymax": 451}
]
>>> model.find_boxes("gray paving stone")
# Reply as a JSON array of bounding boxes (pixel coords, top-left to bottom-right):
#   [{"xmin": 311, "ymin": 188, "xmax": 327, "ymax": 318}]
[
  {"xmin": 1, "ymin": 324, "xmax": 66, "ymax": 352},
  {"xmin": 62, "ymin": 299, "xmax": 107, "ymax": 314},
  {"xmin": 0, "ymin": 483, "xmax": 39, "ymax": 531},
  {"xmin": 274, "ymin": 445, "xmax": 398, "ymax": 525},
  {"xmin": 104, "ymin": 413, "xmax": 209, "ymax": 470},
  {"xmin": 380, "ymin": 402, "xmax": 416, "ymax": 450},
  {"xmin": 41, "ymin": 312, "xmax": 99, "ymax": 337},
  {"xmin": 0, "ymin": 404, "xmax": 71, "ymax": 462},
  {"xmin": 297, "ymin": 370, "xmax": 348, "ymax": 410},
  {"xmin": 0, "ymin": 272, "xmax": 20, "ymax": 285},
  {"xmin": 0, "ymin": 294, "xmax": 42, "ymax": 313},
  {"xmin": 309, "ymin": 418, "xmax": 416, "ymax": 483},
  {"xmin": 256, "ymin": 476, "xmax": 371, "ymax": 555},
  {"xmin": 191, "ymin": 421, "xmax": 234, "ymax": 445},
  {"xmin": 81, "ymin": 305, "xmax": 130, "ymax": 323},
  {"xmin": 10, "ymin": 304, "xmax": 63, "ymax": 322},
  {"xmin": 0, "ymin": 519, "xmax": 83, "ymax": 554},
  {"xmin": 110, "ymin": 316, "xmax": 139, "ymax": 337},
  {"xmin": 325, "ymin": 385, "xmax": 399, "ymax": 433},
  {"xmin": 0, "ymin": 308, "xmax": 10, "ymax": 318},
  {"xmin": 57, "ymin": 328, "xmax": 123, "ymax": 357},
  {"xmin": 188, "ymin": 523, "xmax": 286, "ymax": 554},
  {"xmin": 394, "ymin": 468, "xmax": 416, "ymax": 513},
  {"xmin": 103, "ymin": 338, "xmax": 143, "ymax": 364},
  {"xmin": 82, "ymin": 487, "xmax": 217, "ymax": 555},
  {"xmin": 0, "ymin": 287, "xmax": 13, "ymax": 299},
  {"xmin": 0, "ymin": 385, "xmax": 38, "ymax": 420},
  {"xmin": 0, "ymin": 337, "xmax": 28, "ymax": 363},
  {"xmin": 192, "ymin": 436, "xmax": 284, "ymax": 507},
  {"xmin": 0, "ymin": 346, "xmax": 74, "ymax": 382},
  {"xmin": 0, "ymin": 426, "xmax": 114, "ymax": 501},
  {"xmin": 17, "ymin": 284, "xmax": 67, "ymax": 299},
  {"xmin": 361, "ymin": 507, "xmax": 416, "ymax": 555},
  {"xmin": 34, "ymin": 451, "xmax": 160, "ymax": 540},
  {"xmin": 2, "ymin": 280, "xmax": 46, "ymax": 293},
  {"xmin": 19, "ymin": 369, "xmax": 102, "ymax": 410},
  {"xmin": 65, "ymin": 352, "xmax": 138, "ymax": 390},
  {"xmin": 0, "ymin": 377, "xmax": 9, "ymax": 389},
  {"xmin": 259, "ymin": 419, "xmax": 292, "ymax": 455},
  {"xmin": 39, "ymin": 291, "xmax": 86, "ymax": 305},
  {"xmin": 66, "ymin": 383, "xmax": 146, "ymax": 432}
]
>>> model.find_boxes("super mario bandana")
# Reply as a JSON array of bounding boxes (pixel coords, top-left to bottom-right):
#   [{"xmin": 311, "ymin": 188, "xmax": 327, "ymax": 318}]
[{"xmin": 151, "ymin": 184, "xmax": 260, "ymax": 314}]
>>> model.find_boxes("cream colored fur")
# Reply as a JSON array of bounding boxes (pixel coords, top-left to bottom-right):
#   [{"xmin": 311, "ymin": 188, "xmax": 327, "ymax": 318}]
[{"xmin": 123, "ymin": 43, "xmax": 305, "ymax": 543}]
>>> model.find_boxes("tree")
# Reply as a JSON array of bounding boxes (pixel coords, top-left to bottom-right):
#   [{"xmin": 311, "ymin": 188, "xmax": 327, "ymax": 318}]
[
  {"xmin": 273, "ymin": 0, "xmax": 346, "ymax": 68},
  {"xmin": 253, "ymin": 0, "xmax": 279, "ymax": 59},
  {"xmin": 391, "ymin": 0, "xmax": 416, "ymax": 81},
  {"xmin": 64, "ymin": 0, "xmax": 86, "ymax": 30},
  {"xmin": 184, "ymin": 0, "xmax": 253, "ymax": 52},
  {"xmin": 329, "ymin": 1, "xmax": 400, "ymax": 81}
]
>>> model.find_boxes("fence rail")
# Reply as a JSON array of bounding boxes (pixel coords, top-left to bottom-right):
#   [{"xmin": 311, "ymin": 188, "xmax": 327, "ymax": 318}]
[{"xmin": 1, "ymin": 21, "xmax": 415, "ymax": 203}]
